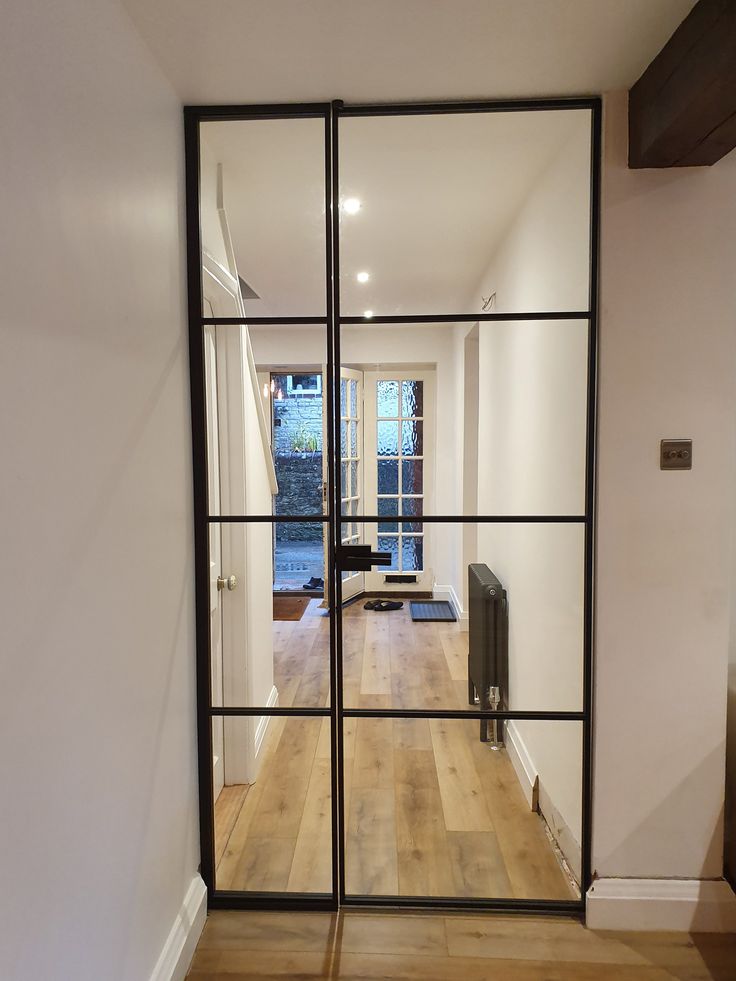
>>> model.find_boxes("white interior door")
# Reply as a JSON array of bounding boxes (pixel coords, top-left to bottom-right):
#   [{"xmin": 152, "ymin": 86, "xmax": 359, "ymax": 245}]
[
  {"xmin": 340, "ymin": 368, "xmax": 364, "ymax": 602},
  {"xmin": 204, "ymin": 325, "xmax": 225, "ymax": 801}
]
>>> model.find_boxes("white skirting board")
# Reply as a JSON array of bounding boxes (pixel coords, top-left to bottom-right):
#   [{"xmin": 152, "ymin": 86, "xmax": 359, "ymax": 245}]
[
  {"xmin": 149, "ymin": 874, "xmax": 207, "ymax": 981},
  {"xmin": 586, "ymin": 877, "xmax": 736, "ymax": 932},
  {"xmin": 255, "ymin": 684, "xmax": 279, "ymax": 762},
  {"xmin": 432, "ymin": 584, "xmax": 469, "ymax": 629},
  {"xmin": 505, "ymin": 720, "xmax": 538, "ymax": 810}
]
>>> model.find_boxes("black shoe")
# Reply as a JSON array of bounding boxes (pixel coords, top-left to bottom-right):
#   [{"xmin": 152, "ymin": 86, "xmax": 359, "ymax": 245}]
[
  {"xmin": 374, "ymin": 601, "xmax": 403, "ymax": 612},
  {"xmin": 302, "ymin": 576, "xmax": 323, "ymax": 589}
]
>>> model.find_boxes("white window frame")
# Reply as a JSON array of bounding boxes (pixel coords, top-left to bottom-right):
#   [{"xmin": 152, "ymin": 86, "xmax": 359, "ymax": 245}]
[{"xmin": 363, "ymin": 368, "xmax": 436, "ymax": 592}]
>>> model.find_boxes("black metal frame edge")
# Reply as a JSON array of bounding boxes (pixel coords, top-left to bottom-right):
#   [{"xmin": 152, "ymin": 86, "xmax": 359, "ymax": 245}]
[
  {"xmin": 341, "ymin": 896, "xmax": 584, "ymax": 914},
  {"xmin": 339, "ymin": 96, "xmax": 597, "ymax": 116},
  {"xmin": 185, "ymin": 93, "xmax": 600, "ymax": 918},
  {"xmin": 184, "ymin": 109, "xmax": 216, "ymax": 897},
  {"xmin": 208, "ymin": 893, "xmax": 337, "ymax": 911}
]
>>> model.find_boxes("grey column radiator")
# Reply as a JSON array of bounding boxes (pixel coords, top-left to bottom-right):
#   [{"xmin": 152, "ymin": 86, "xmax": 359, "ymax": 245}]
[{"xmin": 468, "ymin": 563, "xmax": 508, "ymax": 743}]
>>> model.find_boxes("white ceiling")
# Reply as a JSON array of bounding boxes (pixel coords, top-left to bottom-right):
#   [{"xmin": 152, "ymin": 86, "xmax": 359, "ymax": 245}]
[
  {"xmin": 123, "ymin": 0, "xmax": 694, "ymax": 105},
  {"xmin": 202, "ymin": 109, "xmax": 589, "ymax": 316}
]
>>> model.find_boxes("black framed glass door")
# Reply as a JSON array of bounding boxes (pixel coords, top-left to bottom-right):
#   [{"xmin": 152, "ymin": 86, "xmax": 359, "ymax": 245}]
[{"xmin": 185, "ymin": 97, "xmax": 600, "ymax": 914}]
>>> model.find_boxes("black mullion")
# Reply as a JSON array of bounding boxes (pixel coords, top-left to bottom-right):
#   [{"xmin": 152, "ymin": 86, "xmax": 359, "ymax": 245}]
[
  {"xmin": 185, "ymin": 111, "xmax": 216, "ymax": 896},
  {"xmin": 340, "ymin": 311, "xmax": 589, "ymax": 324},
  {"xmin": 324, "ymin": 108, "xmax": 340, "ymax": 911},
  {"xmin": 581, "ymin": 97, "xmax": 602, "ymax": 903},
  {"xmin": 341, "ymin": 514, "xmax": 585, "ymax": 523},
  {"xmin": 331, "ymin": 100, "xmax": 347, "ymax": 907}
]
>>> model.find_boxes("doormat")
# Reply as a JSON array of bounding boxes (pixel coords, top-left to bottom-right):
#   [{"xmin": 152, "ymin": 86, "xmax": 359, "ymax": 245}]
[
  {"xmin": 409, "ymin": 600, "xmax": 456, "ymax": 623},
  {"xmin": 273, "ymin": 596, "xmax": 310, "ymax": 621}
]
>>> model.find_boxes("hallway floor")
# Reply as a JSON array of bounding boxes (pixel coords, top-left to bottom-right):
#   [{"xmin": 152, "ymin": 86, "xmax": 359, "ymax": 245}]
[
  {"xmin": 187, "ymin": 909, "xmax": 736, "ymax": 980},
  {"xmin": 214, "ymin": 601, "xmax": 575, "ymax": 899}
]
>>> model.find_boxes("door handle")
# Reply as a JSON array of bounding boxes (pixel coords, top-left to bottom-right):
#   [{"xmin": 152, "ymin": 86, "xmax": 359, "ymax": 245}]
[
  {"xmin": 217, "ymin": 574, "xmax": 238, "ymax": 591},
  {"xmin": 336, "ymin": 544, "xmax": 392, "ymax": 571}
]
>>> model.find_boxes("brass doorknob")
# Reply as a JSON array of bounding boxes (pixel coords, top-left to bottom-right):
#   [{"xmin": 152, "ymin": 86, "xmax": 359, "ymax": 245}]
[{"xmin": 217, "ymin": 574, "xmax": 238, "ymax": 592}]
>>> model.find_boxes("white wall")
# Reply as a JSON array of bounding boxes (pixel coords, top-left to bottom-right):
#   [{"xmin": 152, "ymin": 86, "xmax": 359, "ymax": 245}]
[
  {"xmin": 0, "ymin": 2, "xmax": 199, "ymax": 979},
  {"xmin": 473, "ymin": 117, "xmax": 592, "ymax": 870},
  {"xmin": 593, "ymin": 92, "xmax": 736, "ymax": 884}
]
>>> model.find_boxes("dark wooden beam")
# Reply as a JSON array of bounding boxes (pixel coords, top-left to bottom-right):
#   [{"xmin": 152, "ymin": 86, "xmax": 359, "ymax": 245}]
[{"xmin": 629, "ymin": 0, "xmax": 736, "ymax": 168}]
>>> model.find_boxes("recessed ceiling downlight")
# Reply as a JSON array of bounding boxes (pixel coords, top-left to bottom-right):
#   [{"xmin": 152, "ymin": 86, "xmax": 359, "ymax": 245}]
[
  {"xmin": 364, "ymin": 310, "xmax": 374, "ymax": 319},
  {"xmin": 343, "ymin": 197, "xmax": 361, "ymax": 215},
  {"xmin": 356, "ymin": 271, "xmax": 370, "ymax": 283}
]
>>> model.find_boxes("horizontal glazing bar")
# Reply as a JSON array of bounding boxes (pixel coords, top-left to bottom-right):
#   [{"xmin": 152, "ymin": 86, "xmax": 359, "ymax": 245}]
[
  {"xmin": 208, "ymin": 514, "xmax": 329, "ymax": 523},
  {"xmin": 340, "ymin": 312, "xmax": 589, "ymax": 324},
  {"xmin": 210, "ymin": 707, "xmax": 331, "ymax": 717},
  {"xmin": 339, "ymin": 97, "xmax": 599, "ymax": 117},
  {"xmin": 342, "ymin": 515, "xmax": 587, "ymax": 524},
  {"xmin": 207, "ymin": 514, "xmax": 586, "ymax": 524},
  {"xmin": 342, "ymin": 709, "xmax": 584, "ymax": 721},
  {"xmin": 202, "ymin": 317, "xmax": 328, "ymax": 326}
]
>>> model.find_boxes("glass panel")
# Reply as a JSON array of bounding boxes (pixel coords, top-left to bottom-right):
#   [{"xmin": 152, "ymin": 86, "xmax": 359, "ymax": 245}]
[
  {"xmin": 344, "ymin": 717, "xmax": 581, "ymax": 899},
  {"xmin": 377, "ymin": 421, "xmax": 399, "ymax": 456},
  {"xmin": 402, "ymin": 380, "xmax": 423, "ymax": 417},
  {"xmin": 341, "ymin": 462, "xmax": 348, "ymax": 498},
  {"xmin": 401, "ymin": 459, "xmax": 423, "ymax": 494},
  {"xmin": 340, "ymin": 318, "xmax": 588, "ymax": 518},
  {"xmin": 340, "ymin": 420, "xmax": 347, "ymax": 457},
  {"xmin": 350, "ymin": 461, "xmax": 359, "ymax": 497},
  {"xmin": 401, "ymin": 420, "xmax": 423, "ymax": 456},
  {"xmin": 377, "ymin": 380, "xmax": 399, "ymax": 417},
  {"xmin": 350, "ymin": 379, "xmax": 358, "ymax": 416},
  {"xmin": 377, "ymin": 535, "xmax": 399, "ymax": 570},
  {"xmin": 207, "ymin": 324, "xmax": 329, "ymax": 517},
  {"xmin": 339, "ymin": 110, "xmax": 591, "ymax": 316},
  {"xmin": 401, "ymin": 535, "xmax": 423, "ymax": 571},
  {"xmin": 378, "ymin": 497, "xmax": 399, "ymax": 517},
  {"xmin": 340, "ymin": 378, "xmax": 347, "ymax": 417},
  {"xmin": 214, "ymin": 715, "xmax": 332, "ymax": 893},
  {"xmin": 200, "ymin": 117, "xmax": 326, "ymax": 317},
  {"xmin": 211, "ymin": 520, "xmax": 329, "ymax": 707},
  {"xmin": 402, "ymin": 497, "xmax": 423, "ymax": 517},
  {"xmin": 341, "ymin": 521, "xmax": 583, "ymax": 713},
  {"xmin": 350, "ymin": 421, "xmax": 358, "ymax": 457},
  {"xmin": 378, "ymin": 459, "xmax": 399, "ymax": 494}
]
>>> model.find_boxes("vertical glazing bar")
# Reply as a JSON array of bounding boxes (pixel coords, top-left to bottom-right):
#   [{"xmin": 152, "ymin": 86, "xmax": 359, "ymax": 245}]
[
  {"xmin": 185, "ymin": 109, "xmax": 215, "ymax": 895},
  {"xmin": 330, "ymin": 99, "xmax": 347, "ymax": 903},
  {"xmin": 582, "ymin": 97, "xmax": 602, "ymax": 901},
  {"xmin": 324, "ymin": 109, "xmax": 340, "ymax": 910}
]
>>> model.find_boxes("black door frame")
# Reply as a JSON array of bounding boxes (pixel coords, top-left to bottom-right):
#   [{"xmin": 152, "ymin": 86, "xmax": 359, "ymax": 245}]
[{"xmin": 185, "ymin": 96, "xmax": 601, "ymax": 916}]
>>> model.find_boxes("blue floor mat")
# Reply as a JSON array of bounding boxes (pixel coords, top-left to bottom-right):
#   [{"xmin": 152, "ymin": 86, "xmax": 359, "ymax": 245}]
[{"xmin": 409, "ymin": 600, "xmax": 456, "ymax": 622}]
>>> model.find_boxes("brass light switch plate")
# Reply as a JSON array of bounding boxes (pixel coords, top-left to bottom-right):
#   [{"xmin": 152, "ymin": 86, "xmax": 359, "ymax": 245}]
[{"xmin": 660, "ymin": 439, "xmax": 692, "ymax": 470}]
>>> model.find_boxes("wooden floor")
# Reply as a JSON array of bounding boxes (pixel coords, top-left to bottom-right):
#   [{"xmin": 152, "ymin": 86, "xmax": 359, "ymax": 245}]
[
  {"xmin": 215, "ymin": 600, "xmax": 575, "ymax": 899},
  {"xmin": 188, "ymin": 909, "xmax": 736, "ymax": 980}
]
